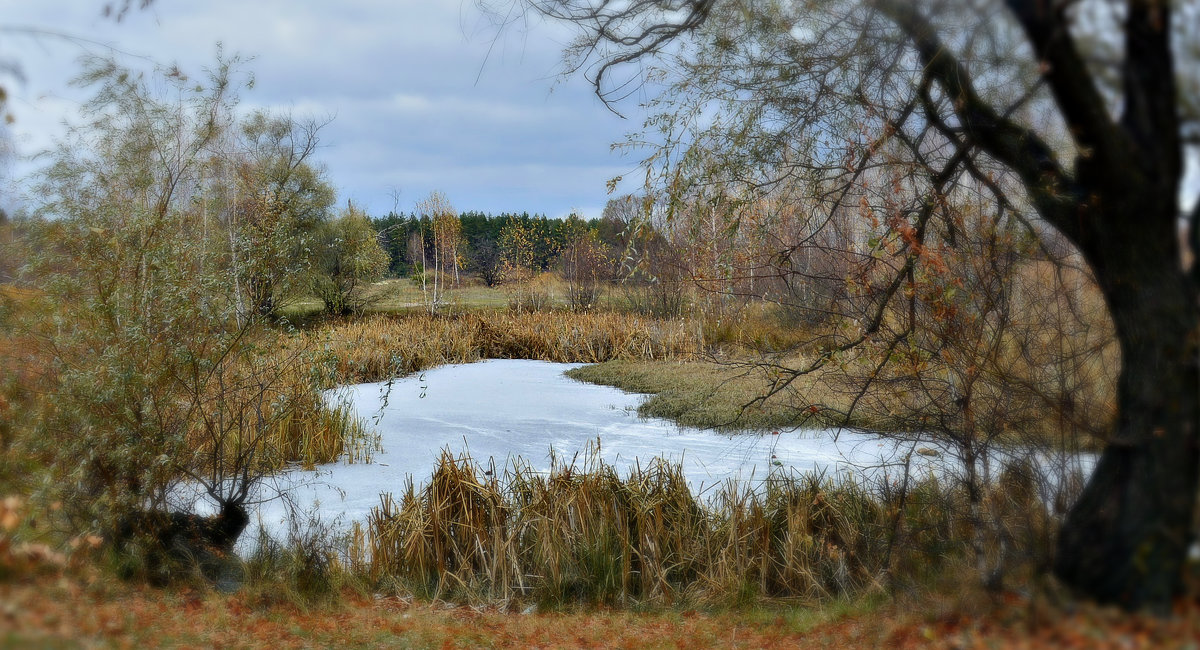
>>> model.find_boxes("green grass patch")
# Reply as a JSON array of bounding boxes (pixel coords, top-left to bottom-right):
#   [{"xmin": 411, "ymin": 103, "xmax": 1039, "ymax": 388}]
[{"xmin": 565, "ymin": 360, "xmax": 881, "ymax": 432}]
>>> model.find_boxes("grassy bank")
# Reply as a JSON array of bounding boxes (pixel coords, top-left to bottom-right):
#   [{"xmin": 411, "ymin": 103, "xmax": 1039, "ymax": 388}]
[
  {"xmin": 309, "ymin": 311, "xmax": 701, "ymax": 385},
  {"xmin": 566, "ymin": 355, "xmax": 1110, "ymax": 448},
  {"xmin": 565, "ymin": 360, "xmax": 882, "ymax": 432},
  {"xmin": 0, "ymin": 571, "xmax": 878, "ymax": 649},
  {"xmin": 282, "ymin": 273, "xmax": 590, "ymax": 318}
]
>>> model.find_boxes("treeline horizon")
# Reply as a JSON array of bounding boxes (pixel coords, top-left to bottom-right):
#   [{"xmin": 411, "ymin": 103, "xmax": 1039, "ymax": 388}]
[{"xmin": 370, "ymin": 209, "xmax": 631, "ymax": 281}]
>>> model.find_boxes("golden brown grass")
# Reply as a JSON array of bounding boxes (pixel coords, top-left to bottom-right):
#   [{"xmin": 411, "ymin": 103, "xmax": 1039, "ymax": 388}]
[
  {"xmin": 2, "ymin": 470, "xmax": 1192, "ymax": 649},
  {"xmin": 209, "ymin": 338, "xmax": 380, "ymax": 470},
  {"xmin": 5, "ymin": 560, "xmax": 1198, "ymax": 649},
  {"xmin": 257, "ymin": 370, "xmax": 376, "ymax": 469},
  {"xmin": 1, "ymin": 286, "xmax": 368, "ymax": 475},
  {"xmin": 565, "ymin": 360, "xmax": 869, "ymax": 431},
  {"xmin": 364, "ymin": 450, "xmax": 1059, "ymax": 609},
  {"xmin": 310, "ymin": 311, "xmax": 701, "ymax": 385}
]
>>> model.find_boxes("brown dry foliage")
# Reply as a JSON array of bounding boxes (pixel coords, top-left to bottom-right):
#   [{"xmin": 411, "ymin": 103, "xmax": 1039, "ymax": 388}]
[
  {"xmin": 311, "ymin": 311, "xmax": 701, "ymax": 384},
  {"xmin": 365, "ymin": 450, "xmax": 1068, "ymax": 609}
]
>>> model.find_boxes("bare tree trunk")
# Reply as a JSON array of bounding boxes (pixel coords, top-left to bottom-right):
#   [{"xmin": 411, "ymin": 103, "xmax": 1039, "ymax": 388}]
[
  {"xmin": 226, "ymin": 226, "xmax": 246, "ymax": 327},
  {"xmin": 1056, "ymin": 214, "xmax": 1200, "ymax": 610},
  {"xmin": 421, "ymin": 228, "xmax": 429, "ymax": 314}
]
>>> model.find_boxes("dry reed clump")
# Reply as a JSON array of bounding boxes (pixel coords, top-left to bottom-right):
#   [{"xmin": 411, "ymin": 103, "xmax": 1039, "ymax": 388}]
[
  {"xmin": 259, "ymin": 376, "xmax": 376, "ymax": 470},
  {"xmin": 312, "ymin": 312, "xmax": 701, "ymax": 385},
  {"xmin": 704, "ymin": 472, "xmax": 885, "ymax": 603},
  {"xmin": 364, "ymin": 450, "xmax": 1054, "ymax": 608},
  {"xmin": 184, "ymin": 339, "xmax": 378, "ymax": 473},
  {"xmin": 700, "ymin": 302, "xmax": 829, "ymax": 354},
  {"xmin": 367, "ymin": 449, "xmax": 709, "ymax": 606},
  {"xmin": 286, "ymin": 345, "xmax": 379, "ymax": 468}
]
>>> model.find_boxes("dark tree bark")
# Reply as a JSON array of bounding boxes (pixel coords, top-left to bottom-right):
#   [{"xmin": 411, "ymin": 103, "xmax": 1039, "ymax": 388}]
[
  {"xmin": 113, "ymin": 499, "xmax": 250, "ymax": 583},
  {"xmin": 1049, "ymin": 131, "xmax": 1200, "ymax": 606},
  {"xmin": 1042, "ymin": 94, "xmax": 1199, "ymax": 603},
  {"xmin": 1056, "ymin": 255, "xmax": 1199, "ymax": 607}
]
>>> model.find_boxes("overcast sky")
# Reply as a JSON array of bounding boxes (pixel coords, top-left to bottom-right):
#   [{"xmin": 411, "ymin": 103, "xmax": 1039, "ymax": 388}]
[
  {"xmin": 0, "ymin": 0, "xmax": 641, "ymax": 219},
  {"xmin": 3, "ymin": 2, "xmax": 1195, "ymax": 220}
]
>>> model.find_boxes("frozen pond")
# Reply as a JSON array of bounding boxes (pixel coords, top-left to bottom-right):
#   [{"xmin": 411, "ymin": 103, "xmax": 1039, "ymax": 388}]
[
  {"xmin": 333, "ymin": 358, "xmax": 919, "ymax": 488},
  {"xmin": 240, "ymin": 359, "xmax": 952, "ymax": 544}
]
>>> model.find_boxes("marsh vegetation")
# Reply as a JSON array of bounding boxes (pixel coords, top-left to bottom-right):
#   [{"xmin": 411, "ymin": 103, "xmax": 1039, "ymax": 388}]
[{"xmin": 1, "ymin": 1, "xmax": 1195, "ymax": 644}]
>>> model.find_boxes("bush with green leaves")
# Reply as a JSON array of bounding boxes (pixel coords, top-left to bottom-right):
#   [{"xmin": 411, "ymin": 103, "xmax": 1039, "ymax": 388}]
[{"xmin": 312, "ymin": 202, "xmax": 390, "ymax": 315}]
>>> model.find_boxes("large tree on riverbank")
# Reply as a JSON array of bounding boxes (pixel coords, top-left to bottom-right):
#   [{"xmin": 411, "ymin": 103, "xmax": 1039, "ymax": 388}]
[{"xmin": 504, "ymin": 0, "xmax": 1200, "ymax": 610}]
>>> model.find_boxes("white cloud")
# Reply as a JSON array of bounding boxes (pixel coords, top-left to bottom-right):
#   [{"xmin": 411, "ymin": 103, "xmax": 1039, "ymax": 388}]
[{"xmin": 0, "ymin": 0, "xmax": 637, "ymax": 217}]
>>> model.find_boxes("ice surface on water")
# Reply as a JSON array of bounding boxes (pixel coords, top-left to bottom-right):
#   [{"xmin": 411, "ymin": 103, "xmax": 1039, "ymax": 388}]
[{"xmin": 241, "ymin": 359, "xmax": 946, "ymax": 546}]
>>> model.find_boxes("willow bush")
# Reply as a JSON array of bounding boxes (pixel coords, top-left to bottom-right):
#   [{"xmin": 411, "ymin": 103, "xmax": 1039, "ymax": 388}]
[{"xmin": 10, "ymin": 56, "xmax": 371, "ymax": 570}]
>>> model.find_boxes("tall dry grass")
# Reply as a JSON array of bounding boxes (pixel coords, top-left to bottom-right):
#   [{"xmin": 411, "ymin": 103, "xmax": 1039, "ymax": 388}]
[
  {"xmin": 364, "ymin": 449, "xmax": 1063, "ymax": 607},
  {"xmin": 256, "ymin": 371, "xmax": 376, "ymax": 470},
  {"xmin": 311, "ymin": 312, "xmax": 701, "ymax": 384},
  {"xmin": 230, "ymin": 341, "xmax": 378, "ymax": 470},
  {"xmin": 224, "ymin": 310, "xmax": 696, "ymax": 470}
]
